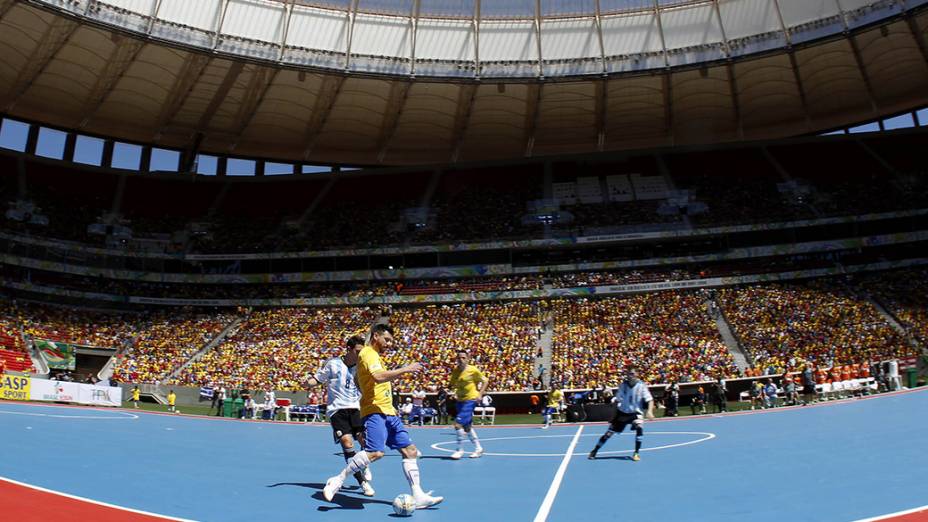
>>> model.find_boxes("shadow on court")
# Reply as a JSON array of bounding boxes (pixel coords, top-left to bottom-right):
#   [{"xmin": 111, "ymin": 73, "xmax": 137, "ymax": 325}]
[
  {"xmin": 589, "ymin": 455, "xmax": 636, "ymax": 461},
  {"xmin": 267, "ymin": 482, "xmax": 392, "ymax": 511}
]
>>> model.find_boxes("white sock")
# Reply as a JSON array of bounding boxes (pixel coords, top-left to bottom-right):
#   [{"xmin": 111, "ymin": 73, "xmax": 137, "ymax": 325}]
[
  {"xmin": 456, "ymin": 428, "xmax": 466, "ymax": 451},
  {"xmin": 339, "ymin": 451, "xmax": 371, "ymax": 480},
  {"xmin": 402, "ymin": 458, "xmax": 425, "ymax": 497},
  {"xmin": 467, "ymin": 428, "xmax": 481, "ymax": 449}
]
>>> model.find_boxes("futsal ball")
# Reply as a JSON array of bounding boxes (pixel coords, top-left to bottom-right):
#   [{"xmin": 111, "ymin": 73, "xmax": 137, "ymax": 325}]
[{"xmin": 392, "ymin": 494, "xmax": 416, "ymax": 517}]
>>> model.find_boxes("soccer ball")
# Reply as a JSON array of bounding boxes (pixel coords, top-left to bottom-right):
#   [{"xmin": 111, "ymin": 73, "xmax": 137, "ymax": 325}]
[{"xmin": 392, "ymin": 494, "xmax": 416, "ymax": 517}]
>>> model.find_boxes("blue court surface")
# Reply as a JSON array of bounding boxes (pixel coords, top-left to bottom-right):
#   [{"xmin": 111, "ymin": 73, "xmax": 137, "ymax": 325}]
[{"xmin": 1, "ymin": 389, "xmax": 927, "ymax": 522}]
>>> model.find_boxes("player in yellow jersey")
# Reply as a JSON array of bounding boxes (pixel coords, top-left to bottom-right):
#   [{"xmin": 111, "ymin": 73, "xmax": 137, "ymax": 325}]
[
  {"xmin": 542, "ymin": 388, "xmax": 563, "ymax": 429},
  {"xmin": 131, "ymin": 385, "xmax": 140, "ymax": 409},
  {"xmin": 323, "ymin": 324, "xmax": 443, "ymax": 510},
  {"xmin": 167, "ymin": 390, "xmax": 177, "ymax": 413},
  {"xmin": 449, "ymin": 349, "xmax": 488, "ymax": 460}
]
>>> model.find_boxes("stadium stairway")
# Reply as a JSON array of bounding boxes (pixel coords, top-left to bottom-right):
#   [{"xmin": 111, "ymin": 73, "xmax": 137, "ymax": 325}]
[
  {"xmin": 709, "ymin": 297, "xmax": 750, "ymax": 371},
  {"xmin": 537, "ymin": 314, "xmax": 553, "ymax": 388},
  {"xmin": 30, "ymin": 343, "xmax": 49, "ymax": 377},
  {"xmin": 159, "ymin": 315, "xmax": 244, "ymax": 384},
  {"xmin": 866, "ymin": 294, "xmax": 925, "ymax": 354}
]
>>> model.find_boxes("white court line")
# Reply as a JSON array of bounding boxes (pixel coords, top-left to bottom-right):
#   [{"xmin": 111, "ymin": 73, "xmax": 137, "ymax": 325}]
[
  {"xmin": 0, "ymin": 409, "xmax": 139, "ymax": 420},
  {"xmin": 0, "ymin": 475, "xmax": 195, "ymax": 521},
  {"xmin": 430, "ymin": 431, "xmax": 715, "ymax": 457},
  {"xmin": 851, "ymin": 504, "xmax": 928, "ymax": 522},
  {"xmin": 533, "ymin": 425, "xmax": 583, "ymax": 522}
]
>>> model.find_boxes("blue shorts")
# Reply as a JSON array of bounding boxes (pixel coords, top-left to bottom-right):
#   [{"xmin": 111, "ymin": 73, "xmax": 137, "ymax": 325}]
[
  {"xmin": 363, "ymin": 414, "xmax": 412, "ymax": 453},
  {"xmin": 543, "ymin": 406, "xmax": 557, "ymax": 416},
  {"xmin": 455, "ymin": 400, "xmax": 477, "ymax": 427}
]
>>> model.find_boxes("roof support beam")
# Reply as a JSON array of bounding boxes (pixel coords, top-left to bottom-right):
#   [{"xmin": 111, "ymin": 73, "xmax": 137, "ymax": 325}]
[
  {"xmin": 154, "ymin": 54, "xmax": 211, "ymax": 139},
  {"xmin": 595, "ymin": 79, "xmax": 607, "ymax": 151},
  {"xmin": 78, "ymin": 36, "xmax": 146, "ymax": 128},
  {"xmin": 145, "ymin": 0, "xmax": 163, "ymax": 34},
  {"xmin": 787, "ymin": 51, "xmax": 813, "ymax": 128},
  {"xmin": 905, "ymin": 15, "xmax": 928, "ymax": 70},
  {"xmin": 450, "ymin": 83, "xmax": 478, "ymax": 163},
  {"xmin": 212, "ymin": 0, "xmax": 230, "ymax": 50},
  {"xmin": 771, "ymin": 0, "xmax": 791, "ymax": 45},
  {"xmin": 231, "ymin": 67, "xmax": 280, "ymax": 151},
  {"xmin": 0, "ymin": 0, "xmax": 17, "ymax": 22},
  {"xmin": 534, "ymin": 0, "xmax": 543, "ymax": 77},
  {"xmin": 278, "ymin": 0, "xmax": 295, "ymax": 62},
  {"xmin": 662, "ymin": 73, "xmax": 673, "ymax": 145},
  {"xmin": 345, "ymin": 0, "xmax": 360, "ymax": 69},
  {"xmin": 524, "ymin": 83, "xmax": 542, "ymax": 157},
  {"xmin": 376, "ymin": 81, "xmax": 413, "ymax": 163},
  {"xmin": 302, "ymin": 75, "xmax": 346, "ymax": 159},
  {"xmin": 2, "ymin": 17, "xmax": 79, "ymax": 112},
  {"xmin": 712, "ymin": 0, "xmax": 732, "ymax": 58},
  {"xmin": 195, "ymin": 61, "xmax": 244, "ymax": 133},
  {"xmin": 473, "ymin": 0, "xmax": 480, "ymax": 78},
  {"xmin": 726, "ymin": 64, "xmax": 744, "ymax": 139},
  {"xmin": 847, "ymin": 34, "xmax": 879, "ymax": 114},
  {"xmin": 653, "ymin": 0, "xmax": 669, "ymax": 67},
  {"xmin": 594, "ymin": 0, "xmax": 607, "ymax": 74},
  {"xmin": 410, "ymin": 0, "xmax": 420, "ymax": 75}
]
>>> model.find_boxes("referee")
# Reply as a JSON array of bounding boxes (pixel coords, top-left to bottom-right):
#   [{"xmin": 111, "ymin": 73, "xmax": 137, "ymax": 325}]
[
  {"xmin": 588, "ymin": 368, "xmax": 655, "ymax": 461},
  {"xmin": 306, "ymin": 335, "xmax": 374, "ymax": 496}
]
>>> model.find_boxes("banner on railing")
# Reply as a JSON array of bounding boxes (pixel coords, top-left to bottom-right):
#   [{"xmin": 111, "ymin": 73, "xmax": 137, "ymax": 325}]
[
  {"xmin": 29, "ymin": 379, "xmax": 122, "ymax": 407},
  {"xmin": 35, "ymin": 339, "xmax": 77, "ymax": 370},
  {"xmin": 0, "ymin": 373, "xmax": 31, "ymax": 401}
]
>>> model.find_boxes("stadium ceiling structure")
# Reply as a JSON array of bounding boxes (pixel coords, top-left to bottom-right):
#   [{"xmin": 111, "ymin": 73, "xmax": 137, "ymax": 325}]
[{"xmin": 0, "ymin": 0, "xmax": 927, "ymax": 166}]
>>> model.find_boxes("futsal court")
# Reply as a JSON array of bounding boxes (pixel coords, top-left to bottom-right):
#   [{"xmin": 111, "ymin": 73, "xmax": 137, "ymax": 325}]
[{"xmin": 1, "ymin": 388, "xmax": 926, "ymax": 522}]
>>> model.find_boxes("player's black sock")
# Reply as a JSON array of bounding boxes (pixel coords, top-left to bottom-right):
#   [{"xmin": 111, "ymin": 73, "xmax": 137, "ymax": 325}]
[
  {"xmin": 593, "ymin": 429, "xmax": 614, "ymax": 452},
  {"xmin": 635, "ymin": 427, "xmax": 643, "ymax": 453}
]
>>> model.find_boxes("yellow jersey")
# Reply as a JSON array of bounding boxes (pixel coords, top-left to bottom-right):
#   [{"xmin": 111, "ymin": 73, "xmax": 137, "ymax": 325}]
[
  {"xmin": 357, "ymin": 345, "xmax": 396, "ymax": 417},
  {"xmin": 450, "ymin": 365, "xmax": 486, "ymax": 401},
  {"xmin": 547, "ymin": 389, "xmax": 563, "ymax": 408},
  {"xmin": 132, "ymin": 389, "xmax": 140, "ymax": 401},
  {"xmin": 168, "ymin": 393, "xmax": 176, "ymax": 406}
]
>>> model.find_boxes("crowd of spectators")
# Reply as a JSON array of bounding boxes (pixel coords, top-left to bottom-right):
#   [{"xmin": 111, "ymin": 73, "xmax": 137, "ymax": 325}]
[
  {"xmin": 112, "ymin": 312, "xmax": 236, "ymax": 383},
  {"xmin": 550, "ymin": 291, "xmax": 739, "ymax": 388},
  {"xmin": 385, "ymin": 302, "xmax": 544, "ymax": 393},
  {"xmin": 855, "ymin": 268, "xmax": 928, "ymax": 347},
  {"xmin": 15, "ymin": 302, "xmax": 139, "ymax": 349},
  {"xmin": 172, "ymin": 307, "xmax": 381, "ymax": 391},
  {"xmin": 718, "ymin": 279, "xmax": 915, "ymax": 375}
]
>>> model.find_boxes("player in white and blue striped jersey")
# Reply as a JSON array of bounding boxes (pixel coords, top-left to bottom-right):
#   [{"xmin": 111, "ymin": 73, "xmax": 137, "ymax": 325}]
[
  {"xmin": 588, "ymin": 368, "xmax": 655, "ymax": 462},
  {"xmin": 306, "ymin": 335, "xmax": 375, "ymax": 496}
]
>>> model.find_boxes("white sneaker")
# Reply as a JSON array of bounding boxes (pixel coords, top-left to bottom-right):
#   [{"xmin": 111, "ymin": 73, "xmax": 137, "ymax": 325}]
[
  {"xmin": 363, "ymin": 466, "xmax": 373, "ymax": 482},
  {"xmin": 322, "ymin": 475, "xmax": 345, "ymax": 502},
  {"xmin": 360, "ymin": 481, "xmax": 375, "ymax": 497},
  {"xmin": 450, "ymin": 450, "xmax": 464, "ymax": 460},
  {"xmin": 414, "ymin": 492, "xmax": 444, "ymax": 509},
  {"xmin": 469, "ymin": 447, "xmax": 484, "ymax": 459},
  {"xmin": 541, "ymin": 424, "xmax": 549, "ymax": 430}
]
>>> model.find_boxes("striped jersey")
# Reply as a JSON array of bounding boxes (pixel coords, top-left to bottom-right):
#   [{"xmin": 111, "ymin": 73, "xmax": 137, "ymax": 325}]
[
  {"xmin": 315, "ymin": 357, "xmax": 361, "ymax": 414},
  {"xmin": 615, "ymin": 380, "xmax": 653, "ymax": 415}
]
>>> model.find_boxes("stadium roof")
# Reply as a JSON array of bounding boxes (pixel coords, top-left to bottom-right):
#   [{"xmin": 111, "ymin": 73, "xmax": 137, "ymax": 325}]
[{"xmin": 1, "ymin": 0, "xmax": 927, "ymax": 165}]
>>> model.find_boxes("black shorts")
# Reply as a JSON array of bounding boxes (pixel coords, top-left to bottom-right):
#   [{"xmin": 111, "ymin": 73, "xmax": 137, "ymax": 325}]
[
  {"xmin": 609, "ymin": 411, "xmax": 641, "ymax": 432},
  {"xmin": 329, "ymin": 409, "xmax": 364, "ymax": 444},
  {"xmin": 802, "ymin": 384, "xmax": 817, "ymax": 396}
]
